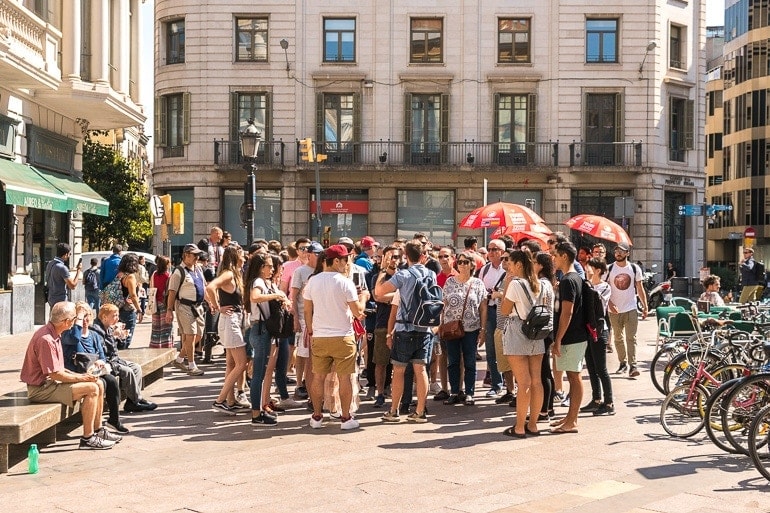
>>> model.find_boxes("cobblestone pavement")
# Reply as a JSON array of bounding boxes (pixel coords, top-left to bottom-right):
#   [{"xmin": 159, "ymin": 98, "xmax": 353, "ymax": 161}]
[{"xmin": 1, "ymin": 317, "xmax": 768, "ymax": 513}]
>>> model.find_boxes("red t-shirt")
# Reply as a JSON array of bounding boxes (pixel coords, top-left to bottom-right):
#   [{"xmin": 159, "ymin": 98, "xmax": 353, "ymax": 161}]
[
  {"xmin": 151, "ymin": 271, "xmax": 170, "ymax": 302},
  {"xmin": 20, "ymin": 323, "xmax": 64, "ymax": 386}
]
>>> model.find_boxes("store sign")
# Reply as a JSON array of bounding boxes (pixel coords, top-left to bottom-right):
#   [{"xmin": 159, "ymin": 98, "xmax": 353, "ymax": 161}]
[{"xmin": 310, "ymin": 200, "xmax": 369, "ymax": 215}]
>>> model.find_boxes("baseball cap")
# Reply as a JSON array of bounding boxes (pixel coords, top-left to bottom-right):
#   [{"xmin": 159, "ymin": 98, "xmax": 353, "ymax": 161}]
[
  {"xmin": 307, "ymin": 241, "xmax": 324, "ymax": 254},
  {"xmin": 360, "ymin": 236, "xmax": 377, "ymax": 249},
  {"xmin": 325, "ymin": 244, "xmax": 350, "ymax": 259},
  {"xmin": 183, "ymin": 243, "xmax": 203, "ymax": 255},
  {"xmin": 615, "ymin": 242, "xmax": 631, "ymax": 252},
  {"xmin": 337, "ymin": 237, "xmax": 355, "ymax": 247},
  {"xmin": 487, "ymin": 239, "xmax": 506, "ymax": 251}
]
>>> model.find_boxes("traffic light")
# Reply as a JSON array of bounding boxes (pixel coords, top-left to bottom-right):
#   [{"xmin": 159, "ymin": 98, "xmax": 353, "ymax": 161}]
[
  {"xmin": 172, "ymin": 202, "xmax": 184, "ymax": 235},
  {"xmin": 160, "ymin": 194, "xmax": 172, "ymax": 224},
  {"xmin": 299, "ymin": 138, "xmax": 316, "ymax": 162}
]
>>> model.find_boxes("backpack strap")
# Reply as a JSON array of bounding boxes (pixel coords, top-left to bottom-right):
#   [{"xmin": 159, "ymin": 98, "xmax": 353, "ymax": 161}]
[{"xmin": 479, "ymin": 262, "xmax": 491, "ymax": 281}]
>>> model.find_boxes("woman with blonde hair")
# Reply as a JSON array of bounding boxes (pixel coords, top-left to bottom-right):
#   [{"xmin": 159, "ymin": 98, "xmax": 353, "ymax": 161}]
[
  {"xmin": 205, "ymin": 246, "xmax": 249, "ymax": 414},
  {"xmin": 500, "ymin": 249, "xmax": 554, "ymax": 438}
]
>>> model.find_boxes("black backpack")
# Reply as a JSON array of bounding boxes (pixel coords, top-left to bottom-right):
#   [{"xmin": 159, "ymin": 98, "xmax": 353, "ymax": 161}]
[
  {"xmin": 265, "ymin": 298, "xmax": 294, "ymax": 338},
  {"xmin": 582, "ymin": 280, "xmax": 606, "ymax": 343},
  {"xmin": 755, "ymin": 261, "xmax": 766, "ymax": 283},
  {"xmin": 399, "ymin": 267, "xmax": 444, "ymax": 327},
  {"xmin": 515, "ymin": 280, "xmax": 553, "ymax": 340}
]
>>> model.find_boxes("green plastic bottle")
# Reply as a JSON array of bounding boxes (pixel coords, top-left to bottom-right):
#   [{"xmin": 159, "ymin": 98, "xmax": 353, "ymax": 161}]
[{"xmin": 28, "ymin": 444, "xmax": 39, "ymax": 474}]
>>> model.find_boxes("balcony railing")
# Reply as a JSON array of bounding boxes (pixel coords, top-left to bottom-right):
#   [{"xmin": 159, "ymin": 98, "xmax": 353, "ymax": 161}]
[
  {"xmin": 0, "ymin": 1, "xmax": 61, "ymax": 87},
  {"xmin": 213, "ymin": 140, "xmax": 285, "ymax": 168},
  {"xmin": 568, "ymin": 141, "xmax": 642, "ymax": 167}
]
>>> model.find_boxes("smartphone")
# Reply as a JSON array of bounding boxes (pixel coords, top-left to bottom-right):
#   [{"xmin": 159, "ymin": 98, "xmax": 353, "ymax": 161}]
[
  {"xmin": 77, "ymin": 257, "xmax": 82, "ymax": 266},
  {"xmin": 352, "ymin": 273, "xmax": 361, "ymax": 287}
]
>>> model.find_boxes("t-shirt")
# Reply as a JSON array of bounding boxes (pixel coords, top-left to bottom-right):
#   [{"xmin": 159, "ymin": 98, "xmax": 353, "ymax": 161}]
[
  {"xmin": 291, "ymin": 265, "xmax": 315, "ymax": 321},
  {"xmin": 505, "ymin": 278, "xmax": 554, "ymax": 322},
  {"xmin": 46, "ymin": 258, "xmax": 71, "ymax": 306},
  {"xmin": 20, "ymin": 323, "xmax": 65, "ymax": 387},
  {"xmin": 303, "ymin": 271, "xmax": 357, "ymax": 337},
  {"xmin": 389, "ymin": 264, "xmax": 436, "ymax": 333},
  {"xmin": 554, "ymin": 271, "xmax": 585, "ymax": 345},
  {"xmin": 608, "ymin": 262, "xmax": 641, "ymax": 313},
  {"xmin": 442, "ymin": 276, "xmax": 487, "ymax": 332},
  {"xmin": 281, "ymin": 259, "xmax": 302, "ymax": 291},
  {"xmin": 354, "ymin": 254, "xmax": 373, "ymax": 272},
  {"xmin": 151, "ymin": 271, "xmax": 170, "ymax": 302},
  {"xmin": 250, "ymin": 277, "xmax": 272, "ymax": 321},
  {"xmin": 479, "ymin": 262, "xmax": 506, "ymax": 307},
  {"xmin": 167, "ymin": 265, "xmax": 205, "ymax": 303}
]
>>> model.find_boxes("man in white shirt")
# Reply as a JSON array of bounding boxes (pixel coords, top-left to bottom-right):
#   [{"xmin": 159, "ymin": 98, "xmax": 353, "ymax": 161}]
[
  {"xmin": 478, "ymin": 239, "xmax": 507, "ymax": 397},
  {"xmin": 303, "ymin": 244, "xmax": 369, "ymax": 430},
  {"xmin": 607, "ymin": 242, "xmax": 647, "ymax": 378}
]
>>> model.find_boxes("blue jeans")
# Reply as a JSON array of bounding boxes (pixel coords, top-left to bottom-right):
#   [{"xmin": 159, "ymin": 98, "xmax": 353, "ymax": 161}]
[
  {"xmin": 119, "ymin": 308, "xmax": 137, "ymax": 348},
  {"xmin": 446, "ymin": 329, "xmax": 480, "ymax": 396},
  {"xmin": 249, "ymin": 321, "xmax": 272, "ymax": 411},
  {"xmin": 85, "ymin": 291, "xmax": 101, "ymax": 312},
  {"xmin": 275, "ymin": 336, "xmax": 291, "ymax": 400},
  {"xmin": 484, "ymin": 309, "xmax": 503, "ymax": 391}
]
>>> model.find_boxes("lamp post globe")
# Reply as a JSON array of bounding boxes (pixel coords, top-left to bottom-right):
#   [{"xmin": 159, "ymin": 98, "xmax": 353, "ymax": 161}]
[{"xmin": 240, "ymin": 119, "xmax": 262, "ymax": 244}]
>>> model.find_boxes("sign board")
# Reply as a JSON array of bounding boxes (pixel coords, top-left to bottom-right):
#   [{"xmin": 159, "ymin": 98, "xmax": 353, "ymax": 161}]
[
  {"xmin": 614, "ymin": 197, "xmax": 635, "ymax": 218},
  {"xmin": 706, "ymin": 204, "xmax": 733, "ymax": 216},
  {"xmin": 728, "ymin": 232, "xmax": 743, "ymax": 240},
  {"xmin": 678, "ymin": 204, "xmax": 704, "ymax": 216},
  {"xmin": 745, "ymin": 226, "xmax": 756, "ymax": 238},
  {"xmin": 699, "ymin": 267, "xmax": 710, "ymax": 282},
  {"xmin": 150, "ymin": 195, "xmax": 165, "ymax": 226}
]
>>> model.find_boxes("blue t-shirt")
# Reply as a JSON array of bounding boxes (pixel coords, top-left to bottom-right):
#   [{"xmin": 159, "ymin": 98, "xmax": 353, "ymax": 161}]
[{"xmin": 46, "ymin": 258, "xmax": 70, "ymax": 306}]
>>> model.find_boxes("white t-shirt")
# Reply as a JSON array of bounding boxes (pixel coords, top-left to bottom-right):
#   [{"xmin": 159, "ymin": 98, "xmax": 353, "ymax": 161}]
[
  {"xmin": 303, "ymin": 271, "xmax": 357, "ymax": 337},
  {"xmin": 608, "ymin": 263, "xmax": 641, "ymax": 313},
  {"xmin": 504, "ymin": 278, "xmax": 554, "ymax": 321},
  {"xmin": 251, "ymin": 277, "xmax": 271, "ymax": 321}
]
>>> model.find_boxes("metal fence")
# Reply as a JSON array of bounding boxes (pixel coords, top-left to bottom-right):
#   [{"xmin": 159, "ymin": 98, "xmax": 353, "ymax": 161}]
[
  {"xmin": 568, "ymin": 141, "xmax": 642, "ymax": 167},
  {"xmin": 213, "ymin": 140, "xmax": 286, "ymax": 167}
]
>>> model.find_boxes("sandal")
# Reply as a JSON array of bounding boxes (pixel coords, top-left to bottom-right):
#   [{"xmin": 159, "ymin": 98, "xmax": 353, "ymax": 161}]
[{"xmin": 503, "ymin": 426, "xmax": 526, "ymax": 438}]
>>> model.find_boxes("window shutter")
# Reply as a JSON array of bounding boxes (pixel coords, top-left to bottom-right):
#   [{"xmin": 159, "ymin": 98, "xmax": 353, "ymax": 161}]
[
  {"xmin": 155, "ymin": 96, "xmax": 168, "ymax": 147},
  {"xmin": 264, "ymin": 93, "xmax": 272, "ymax": 142},
  {"xmin": 353, "ymin": 93, "xmax": 361, "ymax": 143},
  {"xmin": 440, "ymin": 93, "xmax": 449, "ymax": 164},
  {"xmin": 493, "ymin": 93, "xmax": 500, "ymax": 143},
  {"xmin": 527, "ymin": 93, "xmax": 537, "ymax": 143},
  {"xmin": 182, "ymin": 92, "xmax": 191, "ymax": 145},
  {"xmin": 316, "ymin": 92, "xmax": 324, "ymax": 143},
  {"xmin": 230, "ymin": 92, "xmax": 240, "ymax": 143},
  {"xmin": 614, "ymin": 92, "xmax": 622, "ymax": 143},
  {"xmin": 684, "ymin": 99, "xmax": 694, "ymax": 150},
  {"xmin": 404, "ymin": 93, "xmax": 412, "ymax": 162}
]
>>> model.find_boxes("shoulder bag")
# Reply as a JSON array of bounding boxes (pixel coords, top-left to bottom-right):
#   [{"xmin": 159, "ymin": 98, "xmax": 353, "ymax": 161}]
[{"xmin": 146, "ymin": 272, "xmax": 158, "ymax": 315}]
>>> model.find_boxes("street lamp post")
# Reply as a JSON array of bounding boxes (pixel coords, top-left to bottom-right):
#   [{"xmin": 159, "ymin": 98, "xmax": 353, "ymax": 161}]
[{"xmin": 240, "ymin": 119, "xmax": 262, "ymax": 245}]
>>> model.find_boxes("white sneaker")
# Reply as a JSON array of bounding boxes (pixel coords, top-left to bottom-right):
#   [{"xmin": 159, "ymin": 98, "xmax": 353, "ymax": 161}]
[
  {"xmin": 235, "ymin": 391, "xmax": 251, "ymax": 407},
  {"xmin": 309, "ymin": 415, "xmax": 324, "ymax": 429},
  {"xmin": 277, "ymin": 397, "xmax": 303, "ymax": 409},
  {"xmin": 340, "ymin": 416, "xmax": 360, "ymax": 430},
  {"xmin": 429, "ymin": 382, "xmax": 442, "ymax": 395}
]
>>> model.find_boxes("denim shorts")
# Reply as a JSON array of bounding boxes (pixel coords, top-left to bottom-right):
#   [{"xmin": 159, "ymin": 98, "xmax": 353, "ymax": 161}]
[{"xmin": 391, "ymin": 331, "xmax": 433, "ymax": 366}]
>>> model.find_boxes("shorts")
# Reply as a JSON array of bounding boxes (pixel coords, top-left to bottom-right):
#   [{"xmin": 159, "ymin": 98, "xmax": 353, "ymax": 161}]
[
  {"xmin": 493, "ymin": 328, "xmax": 511, "ymax": 372},
  {"xmin": 311, "ymin": 335, "xmax": 357, "ymax": 375},
  {"xmin": 176, "ymin": 302, "xmax": 205, "ymax": 336},
  {"xmin": 391, "ymin": 331, "xmax": 433, "ymax": 366},
  {"xmin": 373, "ymin": 328, "xmax": 391, "ymax": 366},
  {"xmin": 502, "ymin": 317, "xmax": 545, "ymax": 356},
  {"xmin": 296, "ymin": 321, "xmax": 310, "ymax": 358},
  {"xmin": 218, "ymin": 311, "xmax": 246, "ymax": 349},
  {"xmin": 555, "ymin": 341, "xmax": 588, "ymax": 373},
  {"xmin": 27, "ymin": 380, "xmax": 75, "ymax": 406}
]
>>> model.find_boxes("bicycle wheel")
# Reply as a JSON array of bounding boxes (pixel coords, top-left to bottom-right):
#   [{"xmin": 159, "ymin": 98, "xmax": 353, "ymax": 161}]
[
  {"xmin": 660, "ymin": 383, "xmax": 709, "ymax": 438},
  {"xmin": 651, "ymin": 345, "xmax": 682, "ymax": 395},
  {"xmin": 662, "ymin": 350, "xmax": 722, "ymax": 395},
  {"xmin": 721, "ymin": 374, "xmax": 770, "ymax": 455},
  {"xmin": 705, "ymin": 364, "xmax": 749, "ymax": 395},
  {"xmin": 704, "ymin": 377, "xmax": 744, "ymax": 454},
  {"xmin": 748, "ymin": 403, "xmax": 770, "ymax": 481}
]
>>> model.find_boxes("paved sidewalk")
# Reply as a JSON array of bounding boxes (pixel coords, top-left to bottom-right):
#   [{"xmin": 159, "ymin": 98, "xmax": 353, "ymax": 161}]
[{"xmin": 0, "ymin": 317, "xmax": 768, "ymax": 513}]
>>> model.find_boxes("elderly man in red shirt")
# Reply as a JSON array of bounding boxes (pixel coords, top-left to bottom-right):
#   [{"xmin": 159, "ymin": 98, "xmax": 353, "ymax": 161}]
[{"xmin": 20, "ymin": 301, "xmax": 120, "ymax": 449}]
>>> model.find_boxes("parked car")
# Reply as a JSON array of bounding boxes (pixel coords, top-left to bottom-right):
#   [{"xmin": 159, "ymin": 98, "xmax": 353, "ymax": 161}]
[{"xmin": 80, "ymin": 250, "xmax": 156, "ymax": 270}]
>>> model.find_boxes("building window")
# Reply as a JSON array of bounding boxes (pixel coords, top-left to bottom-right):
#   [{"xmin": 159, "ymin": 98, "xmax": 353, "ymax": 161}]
[
  {"xmin": 324, "ymin": 19, "xmax": 356, "ymax": 62},
  {"xmin": 670, "ymin": 25, "xmax": 685, "ymax": 69},
  {"xmin": 495, "ymin": 94, "xmax": 536, "ymax": 164},
  {"xmin": 405, "ymin": 93, "xmax": 448, "ymax": 164},
  {"xmin": 155, "ymin": 93, "xmax": 190, "ymax": 157},
  {"xmin": 0, "ymin": 114, "xmax": 18, "ymax": 157},
  {"xmin": 224, "ymin": 188, "xmax": 281, "ymax": 243},
  {"xmin": 310, "ymin": 189, "xmax": 369, "ymax": 243},
  {"xmin": 584, "ymin": 93, "xmax": 622, "ymax": 165},
  {"xmin": 410, "ymin": 18, "xmax": 443, "ymax": 63},
  {"xmin": 397, "ymin": 190, "xmax": 454, "ymax": 246},
  {"xmin": 498, "ymin": 18, "xmax": 531, "ymax": 63},
  {"xmin": 236, "ymin": 17, "xmax": 268, "ymax": 62},
  {"xmin": 229, "ymin": 92, "xmax": 270, "ymax": 163},
  {"xmin": 166, "ymin": 19, "xmax": 185, "ymax": 64},
  {"xmin": 317, "ymin": 93, "xmax": 359, "ymax": 160},
  {"xmin": 670, "ymin": 97, "xmax": 694, "ymax": 162},
  {"xmin": 586, "ymin": 18, "xmax": 618, "ymax": 63}
]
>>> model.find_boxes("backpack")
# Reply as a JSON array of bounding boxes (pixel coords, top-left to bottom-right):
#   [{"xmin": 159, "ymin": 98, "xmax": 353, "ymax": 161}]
[
  {"xmin": 755, "ymin": 261, "xmax": 766, "ymax": 283},
  {"xmin": 100, "ymin": 274, "xmax": 126, "ymax": 309},
  {"xmin": 515, "ymin": 280, "xmax": 553, "ymax": 340},
  {"xmin": 399, "ymin": 267, "xmax": 444, "ymax": 327},
  {"xmin": 582, "ymin": 280, "xmax": 606, "ymax": 343},
  {"xmin": 265, "ymin": 298, "xmax": 294, "ymax": 338},
  {"xmin": 83, "ymin": 268, "xmax": 99, "ymax": 292}
]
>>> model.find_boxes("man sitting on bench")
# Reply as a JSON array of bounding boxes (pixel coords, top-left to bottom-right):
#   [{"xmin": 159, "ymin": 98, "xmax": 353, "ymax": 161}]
[{"xmin": 20, "ymin": 301, "xmax": 122, "ymax": 450}]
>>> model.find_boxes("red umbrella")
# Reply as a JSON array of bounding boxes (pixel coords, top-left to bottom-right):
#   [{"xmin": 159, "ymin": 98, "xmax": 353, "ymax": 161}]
[
  {"xmin": 459, "ymin": 202, "xmax": 545, "ymax": 230},
  {"xmin": 564, "ymin": 214, "xmax": 632, "ymax": 246},
  {"xmin": 490, "ymin": 226, "xmax": 552, "ymax": 248}
]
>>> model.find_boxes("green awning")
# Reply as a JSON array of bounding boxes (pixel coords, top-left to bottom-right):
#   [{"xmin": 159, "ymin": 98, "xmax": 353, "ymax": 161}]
[
  {"xmin": 34, "ymin": 167, "xmax": 109, "ymax": 217},
  {"xmin": 0, "ymin": 159, "xmax": 69, "ymax": 212}
]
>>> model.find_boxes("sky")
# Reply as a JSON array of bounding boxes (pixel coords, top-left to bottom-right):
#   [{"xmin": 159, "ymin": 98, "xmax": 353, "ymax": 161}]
[{"xmin": 707, "ymin": 0, "xmax": 725, "ymax": 26}]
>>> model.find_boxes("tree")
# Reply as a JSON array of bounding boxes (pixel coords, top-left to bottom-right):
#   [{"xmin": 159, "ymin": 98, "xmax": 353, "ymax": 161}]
[{"xmin": 81, "ymin": 133, "xmax": 153, "ymax": 250}]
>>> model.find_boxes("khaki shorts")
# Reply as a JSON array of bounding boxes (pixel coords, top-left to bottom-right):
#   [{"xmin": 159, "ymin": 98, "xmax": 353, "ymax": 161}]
[
  {"xmin": 373, "ymin": 328, "xmax": 391, "ymax": 366},
  {"xmin": 176, "ymin": 302, "xmax": 205, "ymax": 336},
  {"xmin": 494, "ymin": 328, "xmax": 511, "ymax": 373},
  {"xmin": 555, "ymin": 341, "xmax": 587, "ymax": 373},
  {"xmin": 311, "ymin": 335, "xmax": 357, "ymax": 375},
  {"xmin": 27, "ymin": 380, "xmax": 75, "ymax": 406}
]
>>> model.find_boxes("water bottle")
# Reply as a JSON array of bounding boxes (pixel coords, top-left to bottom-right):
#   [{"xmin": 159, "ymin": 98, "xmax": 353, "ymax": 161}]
[{"xmin": 28, "ymin": 444, "xmax": 39, "ymax": 474}]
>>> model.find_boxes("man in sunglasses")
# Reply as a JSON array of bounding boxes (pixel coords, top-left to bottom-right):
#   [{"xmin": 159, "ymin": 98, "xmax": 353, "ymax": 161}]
[{"xmin": 478, "ymin": 239, "xmax": 507, "ymax": 397}]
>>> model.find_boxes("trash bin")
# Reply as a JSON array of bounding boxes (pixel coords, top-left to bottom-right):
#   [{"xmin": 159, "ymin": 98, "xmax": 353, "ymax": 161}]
[
  {"xmin": 671, "ymin": 277, "xmax": 690, "ymax": 298},
  {"xmin": 690, "ymin": 278, "xmax": 704, "ymax": 298}
]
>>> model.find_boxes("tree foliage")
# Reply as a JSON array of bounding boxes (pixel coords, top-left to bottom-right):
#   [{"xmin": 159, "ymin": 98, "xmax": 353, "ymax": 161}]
[{"xmin": 81, "ymin": 133, "xmax": 153, "ymax": 250}]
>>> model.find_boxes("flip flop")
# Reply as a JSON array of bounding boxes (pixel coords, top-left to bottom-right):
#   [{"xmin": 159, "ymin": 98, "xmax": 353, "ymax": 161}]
[
  {"xmin": 549, "ymin": 418, "xmax": 566, "ymax": 427},
  {"xmin": 525, "ymin": 426, "xmax": 541, "ymax": 436},
  {"xmin": 503, "ymin": 426, "xmax": 526, "ymax": 438},
  {"xmin": 550, "ymin": 426, "xmax": 579, "ymax": 434}
]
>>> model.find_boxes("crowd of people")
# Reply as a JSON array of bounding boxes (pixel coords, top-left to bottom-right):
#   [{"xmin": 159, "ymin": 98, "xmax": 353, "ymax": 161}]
[{"xmin": 25, "ymin": 227, "xmax": 661, "ymax": 450}]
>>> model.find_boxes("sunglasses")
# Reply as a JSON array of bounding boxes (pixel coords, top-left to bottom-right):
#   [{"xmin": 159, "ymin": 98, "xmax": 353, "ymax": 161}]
[
  {"xmin": 457, "ymin": 260, "xmax": 472, "ymax": 265},
  {"xmin": 500, "ymin": 256, "xmax": 510, "ymax": 261},
  {"xmin": 297, "ymin": 246, "xmax": 310, "ymax": 252},
  {"xmin": 389, "ymin": 254, "xmax": 401, "ymax": 259},
  {"xmin": 438, "ymin": 255, "xmax": 451, "ymax": 259}
]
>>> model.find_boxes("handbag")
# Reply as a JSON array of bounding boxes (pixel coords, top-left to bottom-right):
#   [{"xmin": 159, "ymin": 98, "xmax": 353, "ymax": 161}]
[
  {"xmin": 438, "ymin": 280, "xmax": 471, "ymax": 341},
  {"xmin": 146, "ymin": 274, "xmax": 158, "ymax": 315},
  {"xmin": 72, "ymin": 352, "xmax": 99, "ymax": 374},
  {"xmin": 353, "ymin": 317, "xmax": 366, "ymax": 338}
]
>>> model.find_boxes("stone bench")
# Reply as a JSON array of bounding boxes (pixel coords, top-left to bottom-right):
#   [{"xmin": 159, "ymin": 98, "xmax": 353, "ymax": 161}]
[{"xmin": 0, "ymin": 347, "xmax": 175, "ymax": 473}]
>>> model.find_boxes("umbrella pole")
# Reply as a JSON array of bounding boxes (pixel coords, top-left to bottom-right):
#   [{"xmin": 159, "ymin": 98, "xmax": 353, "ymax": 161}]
[{"xmin": 483, "ymin": 179, "xmax": 488, "ymax": 246}]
